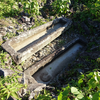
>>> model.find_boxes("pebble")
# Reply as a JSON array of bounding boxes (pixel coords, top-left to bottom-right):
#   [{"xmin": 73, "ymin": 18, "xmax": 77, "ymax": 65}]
[
  {"xmin": 26, "ymin": 22, "xmax": 31, "ymax": 25},
  {"xmin": 0, "ymin": 31, "xmax": 7, "ymax": 36},
  {"xmin": 23, "ymin": 16, "xmax": 30, "ymax": 22},
  {"xmin": 49, "ymin": 16, "xmax": 54, "ymax": 20},
  {"xmin": 28, "ymin": 25, "xmax": 32, "ymax": 28},
  {"xmin": 0, "ymin": 34, "xmax": 3, "ymax": 43},
  {"xmin": 14, "ymin": 24, "xmax": 19, "ymax": 29},
  {"xmin": 22, "ymin": 23, "xmax": 26, "ymax": 27},
  {"xmin": 77, "ymin": 68, "xmax": 84, "ymax": 74},
  {"xmin": 28, "ymin": 91, "xmax": 35, "ymax": 100},
  {"xmin": 37, "ymin": 15, "xmax": 43, "ymax": 19},
  {"xmin": 6, "ymin": 29, "xmax": 12, "ymax": 33},
  {"xmin": 3, "ymin": 27, "xmax": 7, "ymax": 31},
  {"xmin": 8, "ymin": 26, "xmax": 14, "ymax": 29},
  {"xmin": 32, "ymin": 56, "xmax": 37, "ymax": 61},
  {"xmin": 23, "ymin": 26, "xmax": 27, "ymax": 30},
  {"xmin": 3, "ymin": 36, "xmax": 8, "ymax": 41}
]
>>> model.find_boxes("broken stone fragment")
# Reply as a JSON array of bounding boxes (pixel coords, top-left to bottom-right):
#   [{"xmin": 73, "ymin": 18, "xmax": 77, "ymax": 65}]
[
  {"xmin": 8, "ymin": 26, "xmax": 14, "ymax": 29},
  {"xmin": 0, "ymin": 68, "xmax": 24, "ymax": 84},
  {"xmin": 0, "ymin": 68, "xmax": 14, "ymax": 77},
  {"xmin": 23, "ymin": 16, "xmax": 30, "ymax": 22},
  {"xmin": 0, "ymin": 34, "xmax": 3, "ymax": 45}
]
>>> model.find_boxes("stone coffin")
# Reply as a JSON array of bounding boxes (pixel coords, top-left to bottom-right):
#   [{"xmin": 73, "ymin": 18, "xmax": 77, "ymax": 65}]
[
  {"xmin": 24, "ymin": 37, "xmax": 87, "ymax": 91},
  {"xmin": 1, "ymin": 17, "xmax": 72, "ymax": 64}
]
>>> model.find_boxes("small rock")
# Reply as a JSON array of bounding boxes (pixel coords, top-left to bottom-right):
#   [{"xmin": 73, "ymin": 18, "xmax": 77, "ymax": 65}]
[
  {"xmin": 18, "ymin": 2, "xmax": 23, "ymax": 8},
  {"xmin": 51, "ymin": 92, "xmax": 55, "ymax": 97},
  {"xmin": 49, "ymin": 16, "xmax": 54, "ymax": 20},
  {"xmin": 28, "ymin": 91, "xmax": 35, "ymax": 100},
  {"xmin": 28, "ymin": 25, "xmax": 32, "ymax": 28},
  {"xmin": 20, "ymin": 17, "xmax": 25, "ymax": 23},
  {"xmin": 23, "ymin": 26, "xmax": 27, "ymax": 30},
  {"xmin": 0, "ymin": 31, "xmax": 7, "ymax": 36},
  {"xmin": 3, "ymin": 27, "xmax": 7, "ymax": 31},
  {"xmin": 14, "ymin": 24, "xmax": 19, "ymax": 29},
  {"xmin": 0, "ymin": 34, "xmax": 3, "ymax": 44},
  {"xmin": 22, "ymin": 23, "xmax": 26, "ymax": 27},
  {"xmin": 32, "ymin": 56, "xmax": 37, "ymax": 61},
  {"xmin": 77, "ymin": 59, "xmax": 79, "ymax": 61},
  {"xmin": 90, "ymin": 46, "xmax": 99, "ymax": 51},
  {"xmin": 39, "ymin": 51, "xmax": 44, "ymax": 57},
  {"xmin": 31, "ymin": 22, "xmax": 35, "ymax": 25},
  {"xmin": 77, "ymin": 69, "xmax": 84, "ymax": 74},
  {"xmin": 0, "ymin": 68, "xmax": 14, "ymax": 77},
  {"xmin": 36, "ymin": 57, "xmax": 40, "ymax": 61},
  {"xmin": 26, "ymin": 22, "xmax": 31, "ymax": 25},
  {"xmin": 23, "ymin": 16, "xmax": 30, "ymax": 22},
  {"xmin": 3, "ymin": 36, "xmax": 8, "ymax": 41},
  {"xmin": 41, "ymin": 2, "xmax": 44, "ymax": 6},
  {"xmin": 18, "ymin": 20, "xmax": 22, "ymax": 24},
  {"xmin": 27, "ymin": 83, "xmax": 46, "ymax": 92},
  {"xmin": 8, "ymin": 26, "xmax": 14, "ymax": 29},
  {"xmin": 6, "ymin": 29, "xmax": 12, "ymax": 33},
  {"xmin": 37, "ymin": 15, "xmax": 43, "ymax": 19}
]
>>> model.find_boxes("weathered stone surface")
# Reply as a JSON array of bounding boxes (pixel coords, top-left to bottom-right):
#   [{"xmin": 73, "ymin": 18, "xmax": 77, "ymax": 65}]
[
  {"xmin": 2, "ymin": 17, "xmax": 72, "ymax": 64},
  {"xmin": 0, "ymin": 68, "xmax": 23, "ymax": 83},
  {"xmin": 0, "ymin": 68, "xmax": 14, "ymax": 77},
  {"xmin": 24, "ymin": 36, "xmax": 87, "ymax": 76},
  {"xmin": 0, "ymin": 34, "xmax": 3, "ymax": 44},
  {"xmin": 27, "ymin": 83, "xmax": 46, "ymax": 92},
  {"xmin": 23, "ymin": 37, "xmax": 87, "ymax": 92}
]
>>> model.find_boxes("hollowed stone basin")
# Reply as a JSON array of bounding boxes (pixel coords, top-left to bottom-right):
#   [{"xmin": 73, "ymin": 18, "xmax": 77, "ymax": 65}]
[
  {"xmin": 2, "ymin": 17, "xmax": 72, "ymax": 64},
  {"xmin": 24, "ymin": 37, "xmax": 87, "ymax": 91}
]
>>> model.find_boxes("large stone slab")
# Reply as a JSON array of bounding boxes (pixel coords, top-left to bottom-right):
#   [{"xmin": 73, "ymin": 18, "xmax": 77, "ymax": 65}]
[
  {"xmin": 24, "ymin": 37, "xmax": 87, "ymax": 91},
  {"xmin": 1, "ymin": 17, "xmax": 72, "ymax": 64}
]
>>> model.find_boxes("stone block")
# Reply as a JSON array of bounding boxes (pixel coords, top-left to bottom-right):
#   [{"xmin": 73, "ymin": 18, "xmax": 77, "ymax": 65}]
[
  {"xmin": 2, "ymin": 17, "xmax": 72, "ymax": 64},
  {"xmin": 24, "ymin": 37, "xmax": 87, "ymax": 91}
]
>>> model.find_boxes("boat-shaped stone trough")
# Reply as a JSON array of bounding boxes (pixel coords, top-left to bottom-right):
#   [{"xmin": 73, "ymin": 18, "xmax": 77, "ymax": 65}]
[
  {"xmin": 24, "ymin": 37, "xmax": 87, "ymax": 91},
  {"xmin": 1, "ymin": 17, "xmax": 72, "ymax": 64}
]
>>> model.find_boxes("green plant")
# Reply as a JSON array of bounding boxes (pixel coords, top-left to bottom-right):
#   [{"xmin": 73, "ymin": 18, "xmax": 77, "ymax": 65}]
[
  {"xmin": 0, "ymin": 51, "xmax": 7, "ymax": 67},
  {"xmin": 0, "ymin": 0, "xmax": 19, "ymax": 17},
  {"xmin": 86, "ymin": 0, "xmax": 100, "ymax": 18},
  {"xmin": 4, "ymin": 32, "xmax": 16, "ymax": 40},
  {"xmin": 58, "ymin": 40, "xmax": 65, "ymax": 45},
  {"xmin": 0, "ymin": 73, "xmax": 26, "ymax": 100},
  {"xmin": 21, "ymin": 0, "xmax": 39, "ymax": 15},
  {"xmin": 34, "ymin": 89, "xmax": 56, "ymax": 100},
  {"xmin": 57, "ymin": 71, "xmax": 100, "ymax": 100},
  {"xmin": 0, "ymin": 0, "xmax": 40, "ymax": 18},
  {"xmin": 52, "ymin": 0, "xmax": 71, "ymax": 15},
  {"xmin": 72, "ymin": 0, "xmax": 100, "ymax": 21}
]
